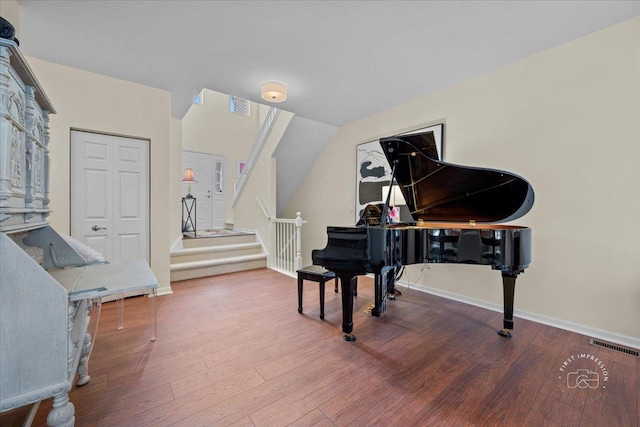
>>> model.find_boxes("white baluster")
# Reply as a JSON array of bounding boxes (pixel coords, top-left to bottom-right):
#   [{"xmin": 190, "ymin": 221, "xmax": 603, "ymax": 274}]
[{"xmin": 295, "ymin": 212, "xmax": 303, "ymax": 271}]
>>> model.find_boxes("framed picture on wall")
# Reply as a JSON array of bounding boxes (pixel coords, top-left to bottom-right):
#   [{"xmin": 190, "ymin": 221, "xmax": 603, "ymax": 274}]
[{"xmin": 355, "ymin": 123, "xmax": 444, "ymax": 222}]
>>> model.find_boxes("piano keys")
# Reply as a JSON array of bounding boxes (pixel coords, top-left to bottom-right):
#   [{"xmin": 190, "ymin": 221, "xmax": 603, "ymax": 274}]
[{"xmin": 312, "ymin": 128, "xmax": 534, "ymax": 341}]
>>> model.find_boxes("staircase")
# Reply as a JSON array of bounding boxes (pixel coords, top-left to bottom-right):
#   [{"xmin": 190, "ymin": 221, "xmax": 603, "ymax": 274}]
[{"xmin": 170, "ymin": 232, "xmax": 267, "ymax": 281}]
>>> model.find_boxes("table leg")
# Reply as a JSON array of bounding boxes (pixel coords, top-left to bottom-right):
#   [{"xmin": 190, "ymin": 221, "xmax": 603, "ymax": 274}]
[
  {"xmin": 116, "ymin": 292, "xmax": 124, "ymax": 331},
  {"xmin": 77, "ymin": 297, "xmax": 102, "ymax": 386},
  {"xmin": 149, "ymin": 288, "xmax": 157, "ymax": 342}
]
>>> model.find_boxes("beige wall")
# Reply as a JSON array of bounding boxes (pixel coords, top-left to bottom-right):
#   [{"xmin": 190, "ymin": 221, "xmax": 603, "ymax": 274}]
[
  {"xmin": 181, "ymin": 89, "xmax": 268, "ymax": 225},
  {"xmin": 26, "ymin": 57, "xmax": 173, "ymax": 295},
  {"xmin": 284, "ymin": 17, "xmax": 640, "ymax": 343},
  {"xmin": 0, "ymin": 0, "xmax": 20, "ymax": 36},
  {"xmin": 170, "ymin": 115, "xmax": 183, "ymax": 248}
]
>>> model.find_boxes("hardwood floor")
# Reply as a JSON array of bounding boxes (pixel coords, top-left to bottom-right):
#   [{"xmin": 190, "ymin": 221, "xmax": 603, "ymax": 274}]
[{"xmin": 4, "ymin": 268, "xmax": 638, "ymax": 426}]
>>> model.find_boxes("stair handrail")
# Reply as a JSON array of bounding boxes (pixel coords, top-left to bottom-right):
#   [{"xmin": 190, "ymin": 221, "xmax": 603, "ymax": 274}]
[
  {"xmin": 256, "ymin": 195, "xmax": 271, "ymax": 220},
  {"xmin": 233, "ymin": 107, "xmax": 280, "ymax": 206}
]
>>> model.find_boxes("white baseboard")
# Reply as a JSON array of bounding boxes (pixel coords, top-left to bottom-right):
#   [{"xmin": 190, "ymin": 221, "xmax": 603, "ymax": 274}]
[
  {"xmin": 396, "ymin": 279, "xmax": 640, "ymax": 350},
  {"xmin": 268, "ymin": 266, "xmax": 296, "ymax": 278}
]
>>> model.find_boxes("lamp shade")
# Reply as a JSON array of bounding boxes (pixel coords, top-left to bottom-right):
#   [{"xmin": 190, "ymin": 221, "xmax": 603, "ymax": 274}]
[
  {"xmin": 261, "ymin": 81, "xmax": 287, "ymax": 103},
  {"xmin": 182, "ymin": 168, "xmax": 195, "ymax": 182}
]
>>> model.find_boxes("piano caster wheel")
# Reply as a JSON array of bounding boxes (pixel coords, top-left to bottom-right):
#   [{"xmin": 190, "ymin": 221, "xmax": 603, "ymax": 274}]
[
  {"xmin": 298, "ymin": 308, "xmax": 302, "ymax": 314},
  {"xmin": 343, "ymin": 334, "xmax": 357, "ymax": 342},
  {"xmin": 320, "ymin": 313, "xmax": 324, "ymax": 320},
  {"xmin": 388, "ymin": 294, "xmax": 396, "ymax": 301},
  {"xmin": 498, "ymin": 329, "xmax": 512, "ymax": 338}
]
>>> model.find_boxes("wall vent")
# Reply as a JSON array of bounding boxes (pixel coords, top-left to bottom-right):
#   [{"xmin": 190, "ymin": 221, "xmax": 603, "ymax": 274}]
[
  {"xmin": 589, "ymin": 338, "xmax": 639, "ymax": 357},
  {"xmin": 229, "ymin": 96, "xmax": 250, "ymax": 116}
]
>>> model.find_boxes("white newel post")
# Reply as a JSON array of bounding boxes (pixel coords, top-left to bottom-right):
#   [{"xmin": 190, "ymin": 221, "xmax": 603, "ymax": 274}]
[{"xmin": 295, "ymin": 212, "xmax": 303, "ymax": 271}]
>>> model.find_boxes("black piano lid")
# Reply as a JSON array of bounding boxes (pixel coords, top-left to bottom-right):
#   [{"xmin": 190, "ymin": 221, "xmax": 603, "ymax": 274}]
[{"xmin": 379, "ymin": 131, "xmax": 535, "ymax": 224}]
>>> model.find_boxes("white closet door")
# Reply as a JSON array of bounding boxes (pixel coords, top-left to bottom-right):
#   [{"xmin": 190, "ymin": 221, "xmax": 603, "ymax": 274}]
[{"xmin": 71, "ymin": 130, "xmax": 149, "ymax": 264}]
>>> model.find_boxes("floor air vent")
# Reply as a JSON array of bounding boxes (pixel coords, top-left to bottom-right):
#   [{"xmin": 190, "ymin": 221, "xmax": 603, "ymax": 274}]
[{"xmin": 589, "ymin": 338, "xmax": 639, "ymax": 357}]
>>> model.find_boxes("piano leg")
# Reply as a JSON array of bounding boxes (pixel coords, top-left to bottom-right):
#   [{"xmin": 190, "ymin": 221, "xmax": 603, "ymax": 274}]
[
  {"xmin": 338, "ymin": 272, "xmax": 358, "ymax": 341},
  {"xmin": 372, "ymin": 267, "xmax": 396, "ymax": 317},
  {"xmin": 498, "ymin": 272, "xmax": 518, "ymax": 338},
  {"xmin": 372, "ymin": 272, "xmax": 384, "ymax": 317}
]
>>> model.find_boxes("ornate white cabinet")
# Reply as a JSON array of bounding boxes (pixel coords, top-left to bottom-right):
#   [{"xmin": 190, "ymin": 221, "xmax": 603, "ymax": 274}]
[
  {"xmin": 0, "ymin": 36, "xmax": 159, "ymax": 427},
  {"xmin": 0, "ymin": 37, "xmax": 53, "ymax": 232},
  {"xmin": 0, "ymin": 37, "xmax": 80, "ymax": 427}
]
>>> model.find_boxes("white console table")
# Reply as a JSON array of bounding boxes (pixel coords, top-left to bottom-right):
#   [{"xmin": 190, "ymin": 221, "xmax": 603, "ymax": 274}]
[{"xmin": 50, "ymin": 259, "xmax": 158, "ymax": 344}]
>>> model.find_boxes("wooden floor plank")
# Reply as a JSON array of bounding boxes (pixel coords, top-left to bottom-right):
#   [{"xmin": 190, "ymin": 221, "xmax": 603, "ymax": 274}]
[
  {"xmin": 175, "ymin": 353, "xmax": 347, "ymax": 426},
  {"xmin": 287, "ymin": 408, "xmax": 335, "ymax": 427},
  {"xmin": 123, "ymin": 369, "xmax": 266, "ymax": 426},
  {"xmin": 2, "ymin": 268, "xmax": 636, "ymax": 427}
]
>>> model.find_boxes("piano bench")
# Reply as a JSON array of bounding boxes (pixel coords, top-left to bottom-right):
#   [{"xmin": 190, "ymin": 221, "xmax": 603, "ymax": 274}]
[{"xmin": 297, "ymin": 265, "xmax": 357, "ymax": 320}]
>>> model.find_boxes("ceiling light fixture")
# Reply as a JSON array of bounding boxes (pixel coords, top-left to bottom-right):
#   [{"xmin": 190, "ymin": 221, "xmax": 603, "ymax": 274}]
[{"xmin": 261, "ymin": 81, "xmax": 288, "ymax": 103}]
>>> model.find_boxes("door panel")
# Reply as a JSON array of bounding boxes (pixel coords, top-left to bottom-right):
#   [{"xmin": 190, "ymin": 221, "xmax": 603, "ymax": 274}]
[
  {"xmin": 118, "ymin": 234, "xmax": 141, "ymax": 263},
  {"xmin": 85, "ymin": 169, "xmax": 109, "ymax": 218},
  {"xmin": 112, "ymin": 138, "xmax": 148, "ymax": 263},
  {"xmin": 71, "ymin": 131, "xmax": 149, "ymax": 264}
]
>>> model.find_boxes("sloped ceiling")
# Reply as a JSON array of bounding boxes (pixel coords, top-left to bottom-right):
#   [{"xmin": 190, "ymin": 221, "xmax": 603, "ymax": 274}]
[
  {"xmin": 14, "ymin": 1, "xmax": 640, "ymax": 214},
  {"xmin": 17, "ymin": 0, "xmax": 640, "ymax": 127}
]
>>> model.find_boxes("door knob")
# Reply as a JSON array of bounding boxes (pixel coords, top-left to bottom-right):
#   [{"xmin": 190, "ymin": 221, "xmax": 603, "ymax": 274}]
[{"xmin": 92, "ymin": 225, "xmax": 108, "ymax": 231}]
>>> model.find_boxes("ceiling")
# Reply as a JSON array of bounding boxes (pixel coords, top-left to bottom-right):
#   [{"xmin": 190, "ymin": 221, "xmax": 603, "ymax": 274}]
[{"xmin": 16, "ymin": 0, "xmax": 640, "ymax": 128}]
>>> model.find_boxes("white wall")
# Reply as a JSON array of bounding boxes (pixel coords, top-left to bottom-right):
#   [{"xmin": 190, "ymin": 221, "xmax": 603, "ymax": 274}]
[
  {"xmin": 273, "ymin": 116, "xmax": 337, "ymax": 215},
  {"xmin": 26, "ymin": 57, "xmax": 174, "ymax": 295},
  {"xmin": 181, "ymin": 89, "xmax": 268, "ymax": 225},
  {"xmin": 284, "ymin": 17, "xmax": 640, "ymax": 344}
]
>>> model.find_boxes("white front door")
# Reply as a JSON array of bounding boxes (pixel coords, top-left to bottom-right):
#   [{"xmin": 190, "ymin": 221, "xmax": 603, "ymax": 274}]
[
  {"xmin": 71, "ymin": 130, "xmax": 149, "ymax": 264},
  {"xmin": 182, "ymin": 151, "xmax": 212, "ymax": 230}
]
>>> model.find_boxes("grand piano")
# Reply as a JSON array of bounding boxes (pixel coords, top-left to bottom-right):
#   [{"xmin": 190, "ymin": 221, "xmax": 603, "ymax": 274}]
[{"xmin": 312, "ymin": 129, "xmax": 534, "ymax": 341}]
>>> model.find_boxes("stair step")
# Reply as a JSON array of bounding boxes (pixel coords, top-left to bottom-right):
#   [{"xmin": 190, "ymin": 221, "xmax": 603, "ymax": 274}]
[
  {"xmin": 182, "ymin": 233, "xmax": 256, "ymax": 248},
  {"xmin": 171, "ymin": 252, "xmax": 266, "ymax": 270},
  {"xmin": 170, "ymin": 253, "xmax": 267, "ymax": 281},
  {"xmin": 170, "ymin": 242, "xmax": 262, "ymax": 263}
]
